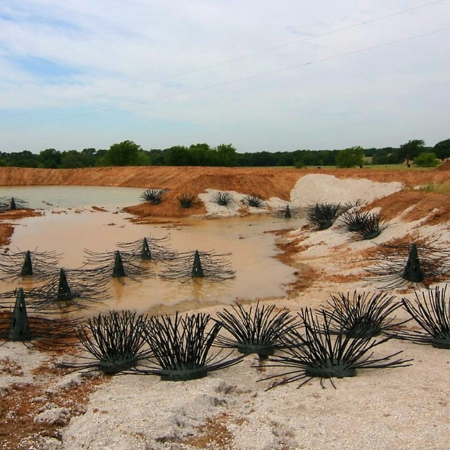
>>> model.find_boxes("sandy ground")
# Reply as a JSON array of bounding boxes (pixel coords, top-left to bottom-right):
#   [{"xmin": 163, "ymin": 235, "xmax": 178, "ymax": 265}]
[{"xmin": 1, "ymin": 166, "xmax": 450, "ymax": 449}]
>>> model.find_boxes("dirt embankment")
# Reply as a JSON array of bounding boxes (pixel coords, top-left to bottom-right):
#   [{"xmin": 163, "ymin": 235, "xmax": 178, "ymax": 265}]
[{"xmin": 0, "ymin": 164, "xmax": 449, "ymax": 237}]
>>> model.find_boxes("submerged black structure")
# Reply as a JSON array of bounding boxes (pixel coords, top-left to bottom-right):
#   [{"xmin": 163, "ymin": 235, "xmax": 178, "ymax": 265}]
[
  {"xmin": 6, "ymin": 288, "xmax": 31, "ymax": 341},
  {"xmin": 273, "ymin": 204, "xmax": 302, "ymax": 219},
  {"xmin": 318, "ymin": 291, "xmax": 408, "ymax": 339},
  {"xmin": 0, "ymin": 197, "xmax": 29, "ymax": 211},
  {"xmin": 399, "ymin": 285, "xmax": 450, "ymax": 349},
  {"xmin": 160, "ymin": 249, "xmax": 235, "ymax": 282},
  {"xmin": 215, "ymin": 302, "xmax": 299, "ymax": 359},
  {"xmin": 366, "ymin": 238, "xmax": 450, "ymax": 288},
  {"xmin": 117, "ymin": 236, "xmax": 177, "ymax": 262},
  {"xmin": 260, "ymin": 308, "xmax": 411, "ymax": 389},
  {"xmin": 0, "ymin": 249, "xmax": 62, "ymax": 281},
  {"xmin": 0, "ymin": 288, "xmax": 78, "ymax": 348},
  {"xmin": 83, "ymin": 249, "xmax": 150, "ymax": 281},
  {"xmin": 18, "ymin": 268, "xmax": 109, "ymax": 313},
  {"xmin": 139, "ymin": 312, "xmax": 243, "ymax": 381}
]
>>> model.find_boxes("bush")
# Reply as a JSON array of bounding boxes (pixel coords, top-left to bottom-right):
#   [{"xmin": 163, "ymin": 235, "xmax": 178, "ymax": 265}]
[{"xmin": 413, "ymin": 152, "xmax": 439, "ymax": 167}]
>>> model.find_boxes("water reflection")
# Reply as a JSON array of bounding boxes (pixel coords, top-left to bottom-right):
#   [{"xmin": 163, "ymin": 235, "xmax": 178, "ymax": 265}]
[{"xmin": 0, "ymin": 187, "xmax": 303, "ymax": 315}]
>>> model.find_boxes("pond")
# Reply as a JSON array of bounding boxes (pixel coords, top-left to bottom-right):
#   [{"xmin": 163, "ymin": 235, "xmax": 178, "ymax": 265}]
[{"xmin": 0, "ymin": 186, "xmax": 303, "ymax": 316}]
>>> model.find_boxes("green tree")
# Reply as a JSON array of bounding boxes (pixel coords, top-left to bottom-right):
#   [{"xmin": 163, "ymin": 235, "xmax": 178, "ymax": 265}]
[
  {"xmin": 398, "ymin": 139, "xmax": 425, "ymax": 166},
  {"xmin": 99, "ymin": 140, "xmax": 148, "ymax": 166},
  {"xmin": 60, "ymin": 150, "xmax": 86, "ymax": 168},
  {"xmin": 165, "ymin": 146, "xmax": 193, "ymax": 166},
  {"xmin": 189, "ymin": 143, "xmax": 212, "ymax": 166},
  {"xmin": 335, "ymin": 146, "xmax": 364, "ymax": 168},
  {"xmin": 4, "ymin": 151, "xmax": 39, "ymax": 167},
  {"xmin": 216, "ymin": 144, "xmax": 238, "ymax": 167},
  {"xmin": 433, "ymin": 139, "xmax": 450, "ymax": 162},
  {"xmin": 39, "ymin": 148, "xmax": 62, "ymax": 168},
  {"xmin": 413, "ymin": 152, "xmax": 440, "ymax": 167},
  {"xmin": 80, "ymin": 148, "xmax": 97, "ymax": 166}
]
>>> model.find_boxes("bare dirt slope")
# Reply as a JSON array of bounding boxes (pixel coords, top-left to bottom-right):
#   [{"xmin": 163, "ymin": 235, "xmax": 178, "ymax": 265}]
[{"xmin": 0, "ymin": 165, "xmax": 449, "ymax": 221}]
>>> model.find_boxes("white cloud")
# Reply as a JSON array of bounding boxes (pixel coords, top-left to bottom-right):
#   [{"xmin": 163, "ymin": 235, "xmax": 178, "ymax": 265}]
[{"xmin": 0, "ymin": 0, "xmax": 449, "ymax": 152}]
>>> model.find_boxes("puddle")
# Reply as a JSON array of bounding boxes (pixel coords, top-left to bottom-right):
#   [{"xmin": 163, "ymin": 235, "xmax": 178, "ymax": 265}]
[
  {"xmin": 0, "ymin": 187, "xmax": 304, "ymax": 316},
  {"xmin": 0, "ymin": 186, "xmax": 144, "ymax": 210}
]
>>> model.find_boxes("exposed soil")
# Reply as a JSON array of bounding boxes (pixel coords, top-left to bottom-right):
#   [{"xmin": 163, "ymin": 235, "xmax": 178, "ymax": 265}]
[
  {"xmin": 1, "ymin": 165, "xmax": 450, "ymax": 449},
  {"xmin": 0, "ymin": 165, "xmax": 449, "ymax": 222}
]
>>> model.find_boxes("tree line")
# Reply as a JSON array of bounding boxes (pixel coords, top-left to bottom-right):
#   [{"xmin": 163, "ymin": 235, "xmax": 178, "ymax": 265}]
[{"xmin": 1, "ymin": 139, "xmax": 449, "ymax": 169}]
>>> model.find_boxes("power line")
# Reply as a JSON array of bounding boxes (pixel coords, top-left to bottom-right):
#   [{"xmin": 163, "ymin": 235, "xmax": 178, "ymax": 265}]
[
  {"xmin": 2, "ymin": 24, "xmax": 449, "ymax": 133},
  {"xmin": 1, "ymin": 0, "xmax": 446, "ymax": 120}
]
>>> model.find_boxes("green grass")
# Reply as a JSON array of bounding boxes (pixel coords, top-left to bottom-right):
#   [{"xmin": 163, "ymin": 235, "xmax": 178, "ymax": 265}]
[
  {"xmin": 367, "ymin": 164, "xmax": 437, "ymax": 171},
  {"xmin": 418, "ymin": 180, "xmax": 450, "ymax": 196}
]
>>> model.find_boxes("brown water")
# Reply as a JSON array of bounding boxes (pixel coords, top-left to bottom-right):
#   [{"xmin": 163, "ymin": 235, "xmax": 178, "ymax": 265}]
[{"xmin": 1, "ymin": 187, "xmax": 303, "ymax": 316}]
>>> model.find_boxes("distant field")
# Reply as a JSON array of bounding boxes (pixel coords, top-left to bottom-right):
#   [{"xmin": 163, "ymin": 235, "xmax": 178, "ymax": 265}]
[{"xmin": 289, "ymin": 164, "xmax": 438, "ymax": 171}]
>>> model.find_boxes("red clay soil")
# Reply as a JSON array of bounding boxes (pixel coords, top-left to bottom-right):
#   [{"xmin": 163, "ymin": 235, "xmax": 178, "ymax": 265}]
[{"xmin": 0, "ymin": 165, "xmax": 449, "ymax": 237}]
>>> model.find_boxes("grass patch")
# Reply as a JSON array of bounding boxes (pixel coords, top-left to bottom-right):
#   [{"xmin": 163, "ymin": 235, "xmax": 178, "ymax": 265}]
[{"xmin": 418, "ymin": 180, "xmax": 450, "ymax": 196}]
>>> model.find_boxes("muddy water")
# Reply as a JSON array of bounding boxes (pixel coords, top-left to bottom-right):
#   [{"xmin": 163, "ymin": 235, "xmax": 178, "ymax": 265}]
[{"xmin": 0, "ymin": 187, "xmax": 303, "ymax": 316}]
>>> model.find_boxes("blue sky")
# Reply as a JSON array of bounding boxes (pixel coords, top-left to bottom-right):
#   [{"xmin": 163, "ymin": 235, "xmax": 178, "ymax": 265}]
[{"xmin": 1, "ymin": 0, "xmax": 449, "ymax": 153}]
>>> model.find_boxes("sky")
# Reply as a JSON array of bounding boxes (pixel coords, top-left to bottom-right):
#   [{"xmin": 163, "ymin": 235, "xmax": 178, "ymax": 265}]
[{"xmin": 1, "ymin": 0, "xmax": 449, "ymax": 154}]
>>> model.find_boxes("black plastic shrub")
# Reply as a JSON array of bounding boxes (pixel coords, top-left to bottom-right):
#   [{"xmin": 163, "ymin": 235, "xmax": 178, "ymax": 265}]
[
  {"xmin": 319, "ymin": 291, "xmax": 407, "ymax": 338},
  {"xmin": 243, "ymin": 194, "xmax": 264, "ymax": 208},
  {"xmin": 141, "ymin": 189, "xmax": 165, "ymax": 205},
  {"xmin": 307, "ymin": 202, "xmax": 343, "ymax": 230},
  {"xmin": 212, "ymin": 191, "xmax": 233, "ymax": 206},
  {"xmin": 215, "ymin": 302, "xmax": 299, "ymax": 359},
  {"xmin": 341, "ymin": 209, "xmax": 388, "ymax": 238},
  {"xmin": 140, "ymin": 312, "xmax": 242, "ymax": 381},
  {"xmin": 260, "ymin": 308, "xmax": 411, "ymax": 389},
  {"xmin": 400, "ymin": 285, "xmax": 450, "ymax": 348},
  {"xmin": 71, "ymin": 311, "xmax": 150, "ymax": 374},
  {"xmin": 177, "ymin": 193, "xmax": 196, "ymax": 208}
]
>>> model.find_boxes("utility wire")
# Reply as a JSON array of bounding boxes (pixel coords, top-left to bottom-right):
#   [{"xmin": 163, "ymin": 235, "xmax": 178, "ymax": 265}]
[
  {"xmin": 1, "ymin": 0, "xmax": 446, "ymax": 121},
  {"xmin": 2, "ymin": 24, "xmax": 449, "ymax": 132}
]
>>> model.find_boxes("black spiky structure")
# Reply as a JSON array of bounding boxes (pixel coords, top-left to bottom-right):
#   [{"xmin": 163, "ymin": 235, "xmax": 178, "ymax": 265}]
[
  {"xmin": 82, "ymin": 249, "xmax": 150, "ymax": 282},
  {"xmin": 273, "ymin": 204, "xmax": 302, "ymax": 219},
  {"xmin": 14, "ymin": 268, "xmax": 109, "ymax": 313},
  {"xmin": 341, "ymin": 210, "xmax": 389, "ymax": 240},
  {"xmin": 357, "ymin": 213, "xmax": 389, "ymax": 240},
  {"xmin": 366, "ymin": 237, "xmax": 450, "ymax": 288},
  {"xmin": 160, "ymin": 249, "xmax": 235, "ymax": 282},
  {"xmin": 139, "ymin": 312, "xmax": 243, "ymax": 381},
  {"xmin": 243, "ymin": 194, "xmax": 264, "ymax": 208},
  {"xmin": 0, "ymin": 197, "xmax": 29, "ymax": 211},
  {"xmin": 307, "ymin": 202, "xmax": 345, "ymax": 230},
  {"xmin": 0, "ymin": 249, "xmax": 62, "ymax": 282},
  {"xmin": 117, "ymin": 237, "xmax": 177, "ymax": 262},
  {"xmin": 6, "ymin": 288, "xmax": 31, "ymax": 341},
  {"xmin": 140, "ymin": 189, "xmax": 166, "ymax": 205},
  {"xmin": 318, "ymin": 291, "xmax": 408, "ymax": 339},
  {"xmin": 0, "ymin": 288, "xmax": 79, "ymax": 349},
  {"xmin": 398, "ymin": 285, "xmax": 450, "ymax": 349},
  {"xmin": 177, "ymin": 193, "xmax": 196, "ymax": 208},
  {"xmin": 260, "ymin": 308, "xmax": 412, "ymax": 389},
  {"xmin": 61, "ymin": 311, "xmax": 151, "ymax": 374},
  {"xmin": 215, "ymin": 302, "xmax": 299, "ymax": 359},
  {"xmin": 211, "ymin": 191, "xmax": 233, "ymax": 206}
]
